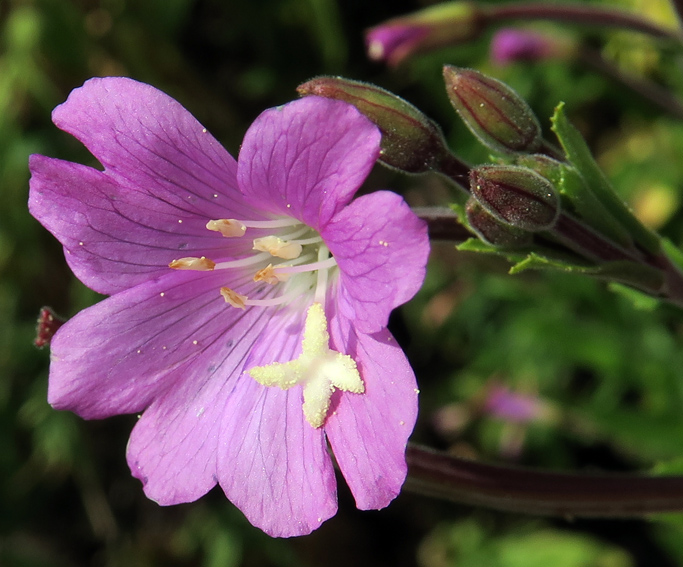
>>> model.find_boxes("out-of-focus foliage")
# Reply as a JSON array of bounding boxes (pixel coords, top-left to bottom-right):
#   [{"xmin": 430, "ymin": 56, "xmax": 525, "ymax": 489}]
[{"xmin": 5, "ymin": 0, "xmax": 683, "ymax": 565}]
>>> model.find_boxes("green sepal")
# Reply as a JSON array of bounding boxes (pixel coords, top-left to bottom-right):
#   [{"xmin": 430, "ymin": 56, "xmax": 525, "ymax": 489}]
[
  {"xmin": 518, "ymin": 154, "xmax": 633, "ymax": 248},
  {"xmin": 456, "ymin": 237, "xmax": 524, "ymax": 255},
  {"xmin": 607, "ymin": 283, "xmax": 661, "ymax": 311},
  {"xmin": 510, "ymin": 253, "xmax": 664, "ymax": 293},
  {"xmin": 661, "ymin": 237, "xmax": 683, "ymax": 274},
  {"xmin": 550, "ymin": 102, "xmax": 661, "ymax": 254}
]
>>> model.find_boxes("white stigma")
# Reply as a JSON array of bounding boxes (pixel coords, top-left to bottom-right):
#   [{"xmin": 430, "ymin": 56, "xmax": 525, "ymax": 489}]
[{"xmin": 248, "ymin": 303, "xmax": 364, "ymax": 428}]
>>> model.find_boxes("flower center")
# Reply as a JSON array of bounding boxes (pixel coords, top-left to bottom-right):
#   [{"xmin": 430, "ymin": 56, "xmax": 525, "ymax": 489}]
[
  {"xmin": 168, "ymin": 216, "xmax": 338, "ymax": 309},
  {"xmin": 168, "ymin": 216, "xmax": 363, "ymax": 429}
]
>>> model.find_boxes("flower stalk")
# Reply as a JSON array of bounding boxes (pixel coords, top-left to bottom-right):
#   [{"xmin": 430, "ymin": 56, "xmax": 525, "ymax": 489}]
[
  {"xmin": 405, "ymin": 444, "xmax": 683, "ymax": 518},
  {"xmin": 482, "ymin": 2, "xmax": 683, "ymax": 44}
]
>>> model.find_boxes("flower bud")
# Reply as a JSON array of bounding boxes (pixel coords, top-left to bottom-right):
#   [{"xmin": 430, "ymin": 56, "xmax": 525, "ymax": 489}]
[
  {"xmin": 298, "ymin": 76, "xmax": 452, "ymax": 174},
  {"xmin": 34, "ymin": 306, "xmax": 65, "ymax": 348},
  {"xmin": 490, "ymin": 28, "xmax": 575, "ymax": 66},
  {"xmin": 443, "ymin": 66, "xmax": 542, "ymax": 154},
  {"xmin": 470, "ymin": 165, "xmax": 560, "ymax": 231},
  {"xmin": 366, "ymin": 2, "xmax": 485, "ymax": 67},
  {"xmin": 466, "ymin": 199, "xmax": 533, "ymax": 247}
]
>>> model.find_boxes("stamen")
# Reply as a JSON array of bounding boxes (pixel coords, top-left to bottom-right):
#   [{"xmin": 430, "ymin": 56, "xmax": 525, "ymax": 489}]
[
  {"xmin": 314, "ymin": 245, "xmax": 331, "ymax": 304},
  {"xmin": 290, "ymin": 235, "xmax": 324, "ymax": 246},
  {"xmin": 273, "ymin": 256, "xmax": 337, "ymax": 276},
  {"xmin": 237, "ymin": 218, "xmax": 302, "ymax": 230},
  {"xmin": 254, "ymin": 264, "xmax": 290, "ymax": 285},
  {"xmin": 253, "ymin": 236, "xmax": 303, "ymax": 260},
  {"xmin": 220, "ymin": 287, "xmax": 247, "ymax": 309},
  {"xmin": 169, "ymin": 256, "xmax": 216, "ymax": 271},
  {"xmin": 213, "ymin": 251, "xmax": 272, "ymax": 271},
  {"xmin": 206, "ymin": 219, "xmax": 246, "ymax": 237}
]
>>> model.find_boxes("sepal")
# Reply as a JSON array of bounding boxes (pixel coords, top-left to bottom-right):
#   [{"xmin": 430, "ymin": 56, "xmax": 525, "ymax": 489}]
[{"xmin": 550, "ymin": 103, "xmax": 661, "ymax": 254}]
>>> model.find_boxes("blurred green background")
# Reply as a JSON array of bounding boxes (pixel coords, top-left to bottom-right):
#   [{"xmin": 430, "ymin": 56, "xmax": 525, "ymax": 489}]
[{"xmin": 5, "ymin": 0, "xmax": 683, "ymax": 565}]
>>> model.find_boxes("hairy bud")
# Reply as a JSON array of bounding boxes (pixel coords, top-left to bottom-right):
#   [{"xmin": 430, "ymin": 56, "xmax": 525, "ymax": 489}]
[
  {"xmin": 470, "ymin": 165, "xmax": 560, "ymax": 231},
  {"xmin": 466, "ymin": 199, "xmax": 533, "ymax": 247},
  {"xmin": 298, "ymin": 76, "xmax": 452, "ymax": 174},
  {"xmin": 444, "ymin": 66, "xmax": 542, "ymax": 154}
]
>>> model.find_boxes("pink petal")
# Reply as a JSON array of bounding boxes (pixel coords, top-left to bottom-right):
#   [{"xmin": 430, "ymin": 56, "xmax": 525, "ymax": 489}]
[
  {"xmin": 48, "ymin": 268, "xmax": 276, "ymax": 419},
  {"xmin": 218, "ymin": 379, "xmax": 337, "ymax": 537},
  {"xmin": 29, "ymin": 156, "xmax": 253, "ymax": 294},
  {"xmin": 323, "ymin": 190, "xmax": 429, "ymax": 334},
  {"xmin": 51, "ymin": 77, "xmax": 252, "ymax": 216},
  {"xmin": 237, "ymin": 96, "xmax": 381, "ymax": 228},
  {"xmin": 325, "ymin": 302, "xmax": 418, "ymax": 510},
  {"xmin": 219, "ymin": 307, "xmax": 337, "ymax": 537},
  {"xmin": 49, "ymin": 77, "xmax": 253, "ymax": 213},
  {"xmin": 126, "ymin": 365, "xmax": 228, "ymax": 505}
]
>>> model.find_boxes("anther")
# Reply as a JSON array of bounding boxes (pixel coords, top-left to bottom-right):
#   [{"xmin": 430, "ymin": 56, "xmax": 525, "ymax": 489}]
[
  {"xmin": 254, "ymin": 264, "xmax": 290, "ymax": 285},
  {"xmin": 169, "ymin": 256, "xmax": 216, "ymax": 271},
  {"xmin": 220, "ymin": 287, "xmax": 247, "ymax": 309},
  {"xmin": 253, "ymin": 236, "xmax": 303, "ymax": 260},
  {"xmin": 206, "ymin": 219, "xmax": 247, "ymax": 237}
]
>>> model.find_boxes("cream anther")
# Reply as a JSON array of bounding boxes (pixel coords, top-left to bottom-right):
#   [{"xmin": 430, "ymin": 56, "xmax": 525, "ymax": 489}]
[
  {"xmin": 220, "ymin": 287, "xmax": 247, "ymax": 309},
  {"xmin": 206, "ymin": 219, "xmax": 246, "ymax": 237},
  {"xmin": 248, "ymin": 303, "xmax": 364, "ymax": 428},
  {"xmin": 254, "ymin": 264, "xmax": 290, "ymax": 285},
  {"xmin": 169, "ymin": 256, "xmax": 216, "ymax": 271},
  {"xmin": 253, "ymin": 235, "xmax": 303, "ymax": 260}
]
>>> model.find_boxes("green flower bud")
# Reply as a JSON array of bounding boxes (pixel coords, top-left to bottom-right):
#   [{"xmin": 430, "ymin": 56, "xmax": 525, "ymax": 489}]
[
  {"xmin": 470, "ymin": 165, "xmax": 560, "ymax": 231},
  {"xmin": 443, "ymin": 66, "xmax": 542, "ymax": 154},
  {"xmin": 298, "ymin": 76, "xmax": 452, "ymax": 174},
  {"xmin": 466, "ymin": 199, "xmax": 533, "ymax": 247}
]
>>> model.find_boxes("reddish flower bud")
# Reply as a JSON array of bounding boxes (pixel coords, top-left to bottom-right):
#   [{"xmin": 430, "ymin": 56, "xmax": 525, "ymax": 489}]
[
  {"xmin": 298, "ymin": 76, "xmax": 452, "ymax": 174},
  {"xmin": 470, "ymin": 165, "xmax": 560, "ymax": 231},
  {"xmin": 366, "ymin": 2, "xmax": 484, "ymax": 67},
  {"xmin": 34, "ymin": 306, "xmax": 65, "ymax": 348},
  {"xmin": 443, "ymin": 66, "xmax": 542, "ymax": 154},
  {"xmin": 466, "ymin": 199, "xmax": 533, "ymax": 247}
]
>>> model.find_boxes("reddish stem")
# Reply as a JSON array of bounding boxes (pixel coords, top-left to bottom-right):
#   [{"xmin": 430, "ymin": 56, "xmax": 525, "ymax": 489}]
[{"xmin": 406, "ymin": 444, "xmax": 683, "ymax": 517}]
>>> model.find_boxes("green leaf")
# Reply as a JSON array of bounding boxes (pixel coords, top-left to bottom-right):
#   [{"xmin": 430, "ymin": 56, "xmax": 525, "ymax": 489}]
[
  {"xmin": 551, "ymin": 102, "xmax": 660, "ymax": 254},
  {"xmin": 662, "ymin": 237, "xmax": 683, "ymax": 273},
  {"xmin": 608, "ymin": 283, "xmax": 661, "ymax": 311}
]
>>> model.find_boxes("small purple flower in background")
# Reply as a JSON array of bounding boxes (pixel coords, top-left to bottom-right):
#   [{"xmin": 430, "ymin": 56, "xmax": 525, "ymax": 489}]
[
  {"xmin": 490, "ymin": 28, "xmax": 574, "ymax": 66},
  {"xmin": 366, "ymin": 3, "xmax": 483, "ymax": 67},
  {"xmin": 28, "ymin": 77, "xmax": 429, "ymax": 537},
  {"xmin": 367, "ymin": 23, "xmax": 432, "ymax": 66},
  {"xmin": 484, "ymin": 383, "xmax": 552, "ymax": 424}
]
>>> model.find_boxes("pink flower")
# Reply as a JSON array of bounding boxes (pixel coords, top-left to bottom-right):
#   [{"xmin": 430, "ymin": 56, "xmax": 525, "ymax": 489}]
[
  {"xmin": 366, "ymin": 3, "xmax": 483, "ymax": 67},
  {"xmin": 28, "ymin": 77, "xmax": 429, "ymax": 537},
  {"xmin": 491, "ymin": 28, "xmax": 574, "ymax": 66}
]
